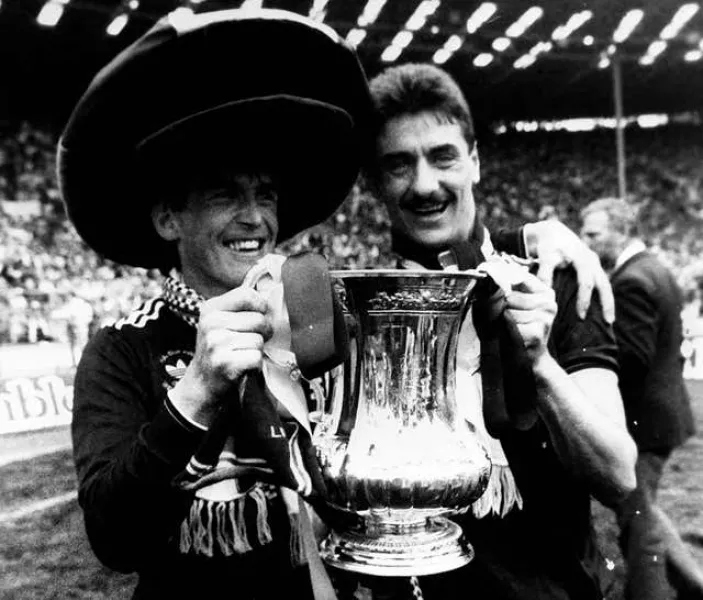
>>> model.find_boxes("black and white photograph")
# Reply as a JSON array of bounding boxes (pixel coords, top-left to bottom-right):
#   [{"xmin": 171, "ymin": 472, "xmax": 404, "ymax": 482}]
[{"xmin": 0, "ymin": 1, "xmax": 701, "ymax": 599}]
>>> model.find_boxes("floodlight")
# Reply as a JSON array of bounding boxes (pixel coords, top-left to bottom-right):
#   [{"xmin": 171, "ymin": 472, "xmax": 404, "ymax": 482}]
[
  {"xmin": 433, "ymin": 48, "xmax": 451, "ymax": 64},
  {"xmin": 406, "ymin": 0, "xmax": 441, "ymax": 31},
  {"xmin": 107, "ymin": 13, "xmax": 128, "ymax": 36},
  {"xmin": 513, "ymin": 54, "xmax": 536, "ymax": 69},
  {"xmin": 392, "ymin": 30, "xmax": 414, "ymax": 48},
  {"xmin": 358, "ymin": 0, "xmax": 387, "ymax": 27},
  {"xmin": 445, "ymin": 34, "xmax": 462, "ymax": 52},
  {"xmin": 506, "ymin": 6, "xmax": 543, "ymax": 38},
  {"xmin": 637, "ymin": 114, "xmax": 668, "ymax": 128},
  {"xmin": 685, "ymin": 49, "xmax": 703, "ymax": 61},
  {"xmin": 473, "ymin": 53, "xmax": 493, "ymax": 67},
  {"xmin": 492, "ymin": 37, "xmax": 510, "ymax": 51},
  {"xmin": 37, "ymin": 0, "xmax": 70, "ymax": 27},
  {"xmin": 660, "ymin": 3, "xmax": 699, "ymax": 40},
  {"xmin": 346, "ymin": 28, "xmax": 367, "ymax": 47},
  {"xmin": 309, "ymin": 0, "xmax": 330, "ymax": 20},
  {"xmin": 381, "ymin": 44, "xmax": 403, "ymax": 62},
  {"xmin": 552, "ymin": 10, "xmax": 592, "ymax": 41},
  {"xmin": 613, "ymin": 9, "xmax": 644, "ymax": 43},
  {"xmin": 646, "ymin": 40, "xmax": 667, "ymax": 58},
  {"xmin": 466, "ymin": 3, "xmax": 496, "ymax": 34}
]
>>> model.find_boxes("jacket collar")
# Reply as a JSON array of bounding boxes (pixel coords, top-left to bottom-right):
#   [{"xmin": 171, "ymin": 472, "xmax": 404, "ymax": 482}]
[{"xmin": 612, "ymin": 239, "xmax": 647, "ymax": 277}]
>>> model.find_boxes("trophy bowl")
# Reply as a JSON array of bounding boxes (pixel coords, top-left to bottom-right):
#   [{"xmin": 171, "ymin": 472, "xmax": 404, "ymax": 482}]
[{"xmin": 312, "ymin": 269, "xmax": 492, "ymax": 577}]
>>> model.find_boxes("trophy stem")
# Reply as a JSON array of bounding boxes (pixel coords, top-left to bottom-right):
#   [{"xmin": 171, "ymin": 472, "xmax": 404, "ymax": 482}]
[{"xmin": 320, "ymin": 515, "xmax": 474, "ymax": 577}]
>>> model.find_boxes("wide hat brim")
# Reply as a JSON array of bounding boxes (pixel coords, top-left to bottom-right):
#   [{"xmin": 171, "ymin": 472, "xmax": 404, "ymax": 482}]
[{"xmin": 57, "ymin": 9, "xmax": 375, "ymax": 269}]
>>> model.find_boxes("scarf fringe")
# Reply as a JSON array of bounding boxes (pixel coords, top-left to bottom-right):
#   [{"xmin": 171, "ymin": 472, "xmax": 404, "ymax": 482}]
[
  {"xmin": 179, "ymin": 487, "xmax": 272, "ymax": 556},
  {"xmin": 288, "ymin": 511, "xmax": 306, "ymax": 568},
  {"xmin": 471, "ymin": 464, "xmax": 524, "ymax": 519}
]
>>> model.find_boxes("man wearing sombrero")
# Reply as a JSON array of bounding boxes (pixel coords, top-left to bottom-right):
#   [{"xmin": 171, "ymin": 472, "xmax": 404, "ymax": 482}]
[{"xmin": 61, "ymin": 9, "xmax": 372, "ymax": 599}]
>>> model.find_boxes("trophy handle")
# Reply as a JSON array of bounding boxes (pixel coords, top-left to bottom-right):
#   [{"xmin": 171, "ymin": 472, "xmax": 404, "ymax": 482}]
[{"xmin": 335, "ymin": 312, "xmax": 360, "ymax": 436}]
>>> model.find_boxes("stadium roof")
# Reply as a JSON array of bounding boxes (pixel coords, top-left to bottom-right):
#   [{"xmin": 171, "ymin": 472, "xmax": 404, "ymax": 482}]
[{"xmin": 0, "ymin": 0, "xmax": 702, "ymax": 132}]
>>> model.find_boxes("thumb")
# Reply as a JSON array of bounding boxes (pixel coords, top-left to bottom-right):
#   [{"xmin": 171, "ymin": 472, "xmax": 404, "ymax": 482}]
[{"xmin": 535, "ymin": 257, "xmax": 557, "ymax": 288}]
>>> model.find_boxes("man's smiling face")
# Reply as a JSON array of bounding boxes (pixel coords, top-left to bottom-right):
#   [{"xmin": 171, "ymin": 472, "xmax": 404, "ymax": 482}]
[
  {"xmin": 156, "ymin": 170, "xmax": 279, "ymax": 298},
  {"xmin": 374, "ymin": 111, "xmax": 480, "ymax": 250}
]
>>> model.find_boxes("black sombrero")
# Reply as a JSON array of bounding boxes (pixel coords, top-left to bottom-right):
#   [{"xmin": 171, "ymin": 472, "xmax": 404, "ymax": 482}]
[{"xmin": 57, "ymin": 8, "xmax": 375, "ymax": 269}]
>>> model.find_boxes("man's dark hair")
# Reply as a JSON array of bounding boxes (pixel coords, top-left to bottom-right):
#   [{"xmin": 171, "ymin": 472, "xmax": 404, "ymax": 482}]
[{"xmin": 368, "ymin": 63, "xmax": 476, "ymax": 148}]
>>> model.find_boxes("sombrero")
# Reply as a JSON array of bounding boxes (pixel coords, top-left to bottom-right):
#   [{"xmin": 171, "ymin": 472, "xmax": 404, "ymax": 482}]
[{"xmin": 57, "ymin": 8, "xmax": 375, "ymax": 268}]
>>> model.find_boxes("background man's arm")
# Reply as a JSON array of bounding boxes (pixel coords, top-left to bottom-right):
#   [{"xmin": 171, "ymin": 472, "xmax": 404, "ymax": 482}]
[{"xmin": 493, "ymin": 220, "xmax": 615, "ymax": 323}]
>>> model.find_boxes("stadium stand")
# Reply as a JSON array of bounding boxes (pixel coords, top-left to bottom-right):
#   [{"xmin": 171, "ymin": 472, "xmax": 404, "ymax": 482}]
[{"xmin": 1, "ymin": 121, "xmax": 702, "ymax": 348}]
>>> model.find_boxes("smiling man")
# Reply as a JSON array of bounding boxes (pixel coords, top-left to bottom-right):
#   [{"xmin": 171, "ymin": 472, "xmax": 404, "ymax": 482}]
[
  {"xmin": 352, "ymin": 63, "xmax": 638, "ymax": 600},
  {"xmin": 59, "ymin": 10, "xmax": 372, "ymax": 600}
]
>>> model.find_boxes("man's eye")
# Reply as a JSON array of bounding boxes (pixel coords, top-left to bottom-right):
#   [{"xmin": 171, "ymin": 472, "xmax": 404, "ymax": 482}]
[
  {"xmin": 431, "ymin": 152, "xmax": 457, "ymax": 167},
  {"xmin": 203, "ymin": 193, "xmax": 233, "ymax": 207},
  {"xmin": 384, "ymin": 159, "xmax": 411, "ymax": 177},
  {"xmin": 257, "ymin": 187, "xmax": 278, "ymax": 203}
]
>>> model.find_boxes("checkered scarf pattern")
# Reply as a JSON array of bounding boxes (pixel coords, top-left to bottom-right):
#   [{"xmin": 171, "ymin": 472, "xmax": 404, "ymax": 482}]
[{"xmin": 162, "ymin": 271, "xmax": 203, "ymax": 327}]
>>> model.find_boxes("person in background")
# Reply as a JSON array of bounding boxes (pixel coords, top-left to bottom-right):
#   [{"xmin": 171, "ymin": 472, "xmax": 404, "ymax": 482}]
[
  {"xmin": 51, "ymin": 290, "xmax": 93, "ymax": 365},
  {"xmin": 581, "ymin": 196, "xmax": 703, "ymax": 600},
  {"xmin": 339, "ymin": 62, "xmax": 637, "ymax": 600}
]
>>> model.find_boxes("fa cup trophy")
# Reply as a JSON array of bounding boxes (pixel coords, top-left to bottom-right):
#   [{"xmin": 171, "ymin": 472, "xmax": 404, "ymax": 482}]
[{"xmin": 312, "ymin": 269, "xmax": 492, "ymax": 576}]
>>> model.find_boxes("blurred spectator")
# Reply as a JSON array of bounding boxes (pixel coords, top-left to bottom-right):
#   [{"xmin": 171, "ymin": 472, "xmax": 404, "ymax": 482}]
[
  {"xmin": 51, "ymin": 290, "xmax": 94, "ymax": 366},
  {"xmin": 0, "ymin": 120, "xmax": 702, "ymax": 347}
]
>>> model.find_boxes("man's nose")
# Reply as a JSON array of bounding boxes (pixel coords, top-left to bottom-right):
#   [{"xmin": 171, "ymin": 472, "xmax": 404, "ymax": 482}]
[
  {"xmin": 235, "ymin": 197, "xmax": 264, "ymax": 226},
  {"xmin": 411, "ymin": 158, "xmax": 440, "ymax": 196}
]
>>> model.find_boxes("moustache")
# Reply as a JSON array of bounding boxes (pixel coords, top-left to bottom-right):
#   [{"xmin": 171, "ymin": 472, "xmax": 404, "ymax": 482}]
[{"xmin": 399, "ymin": 190, "xmax": 454, "ymax": 210}]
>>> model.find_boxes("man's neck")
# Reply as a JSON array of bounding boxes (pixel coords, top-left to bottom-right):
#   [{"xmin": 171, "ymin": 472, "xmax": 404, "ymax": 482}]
[{"xmin": 391, "ymin": 218, "xmax": 489, "ymax": 271}]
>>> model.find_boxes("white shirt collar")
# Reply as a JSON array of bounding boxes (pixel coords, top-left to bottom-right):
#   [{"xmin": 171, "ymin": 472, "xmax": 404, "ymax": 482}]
[{"xmin": 615, "ymin": 239, "xmax": 647, "ymax": 271}]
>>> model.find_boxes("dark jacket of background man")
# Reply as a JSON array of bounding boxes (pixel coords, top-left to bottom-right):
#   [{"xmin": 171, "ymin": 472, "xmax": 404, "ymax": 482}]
[{"xmin": 611, "ymin": 250, "xmax": 695, "ymax": 451}]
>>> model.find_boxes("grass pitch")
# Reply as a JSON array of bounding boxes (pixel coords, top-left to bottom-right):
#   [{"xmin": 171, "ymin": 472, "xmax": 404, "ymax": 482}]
[{"xmin": 1, "ymin": 382, "xmax": 702, "ymax": 599}]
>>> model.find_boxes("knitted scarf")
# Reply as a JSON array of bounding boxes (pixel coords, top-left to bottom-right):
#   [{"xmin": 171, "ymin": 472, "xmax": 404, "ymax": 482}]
[{"xmin": 391, "ymin": 221, "xmax": 536, "ymax": 519}]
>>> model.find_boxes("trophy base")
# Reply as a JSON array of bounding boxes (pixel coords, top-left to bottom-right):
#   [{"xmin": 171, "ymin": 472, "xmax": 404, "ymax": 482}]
[{"xmin": 319, "ymin": 516, "xmax": 473, "ymax": 577}]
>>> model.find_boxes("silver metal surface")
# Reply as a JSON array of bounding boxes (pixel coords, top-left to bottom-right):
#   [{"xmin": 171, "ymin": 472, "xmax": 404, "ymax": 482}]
[{"xmin": 313, "ymin": 269, "xmax": 492, "ymax": 576}]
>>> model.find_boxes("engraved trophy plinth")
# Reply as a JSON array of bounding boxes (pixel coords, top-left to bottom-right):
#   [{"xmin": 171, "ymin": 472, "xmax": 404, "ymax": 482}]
[{"xmin": 312, "ymin": 270, "xmax": 492, "ymax": 577}]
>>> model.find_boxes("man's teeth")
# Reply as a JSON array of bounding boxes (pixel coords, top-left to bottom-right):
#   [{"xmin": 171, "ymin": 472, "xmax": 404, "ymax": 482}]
[
  {"xmin": 227, "ymin": 240, "xmax": 263, "ymax": 251},
  {"xmin": 411, "ymin": 202, "xmax": 448, "ymax": 214}
]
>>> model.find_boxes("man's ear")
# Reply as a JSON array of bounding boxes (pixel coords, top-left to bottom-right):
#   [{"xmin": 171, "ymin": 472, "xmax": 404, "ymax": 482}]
[
  {"xmin": 470, "ymin": 143, "xmax": 481, "ymax": 185},
  {"xmin": 151, "ymin": 202, "xmax": 181, "ymax": 242}
]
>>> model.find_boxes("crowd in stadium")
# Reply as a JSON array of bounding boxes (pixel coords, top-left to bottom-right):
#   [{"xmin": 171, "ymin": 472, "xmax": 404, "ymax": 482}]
[{"xmin": 1, "ymin": 120, "xmax": 702, "ymax": 347}]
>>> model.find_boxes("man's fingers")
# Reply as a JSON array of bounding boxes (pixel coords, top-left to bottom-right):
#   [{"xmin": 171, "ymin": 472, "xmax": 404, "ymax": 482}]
[
  {"xmin": 202, "ymin": 286, "xmax": 269, "ymax": 315},
  {"xmin": 595, "ymin": 270, "xmax": 616, "ymax": 324},
  {"xmin": 509, "ymin": 272, "xmax": 553, "ymax": 294},
  {"xmin": 504, "ymin": 308, "xmax": 550, "ymax": 325},
  {"xmin": 506, "ymin": 290, "xmax": 556, "ymax": 313},
  {"xmin": 535, "ymin": 255, "xmax": 558, "ymax": 288},
  {"xmin": 575, "ymin": 273, "xmax": 596, "ymax": 321},
  {"xmin": 571, "ymin": 249, "xmax": 615, "ymax": 322},
  {"xmin": 200, "ymin": 309, "xmax": 272, "ymax": 338},
  {"xmin": 213, "ymin": 348, "xmax": 265, "ymax": 378}
]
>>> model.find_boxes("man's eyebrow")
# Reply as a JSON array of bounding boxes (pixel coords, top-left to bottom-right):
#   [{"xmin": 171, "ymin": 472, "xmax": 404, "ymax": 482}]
[
  {"xmin": 427, "ymin": 143, "xmax": 459, "ymax": 154},
  {"xmin": 379, "ymin": 149, "xmax": 414, "ymax": 161},
  {"xmin": 381, "ymin": 148, "xmax": 414, "ymax": 156}
]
